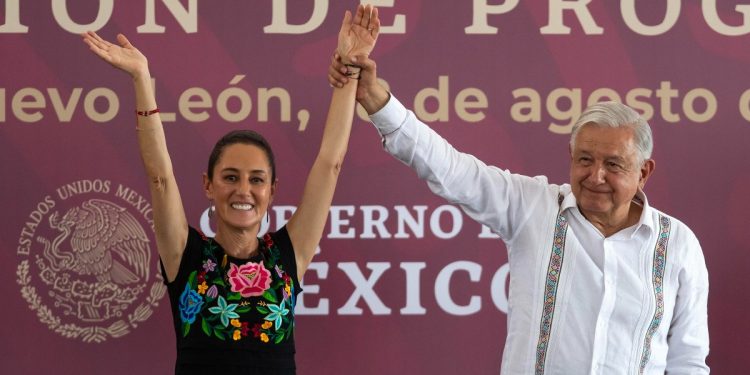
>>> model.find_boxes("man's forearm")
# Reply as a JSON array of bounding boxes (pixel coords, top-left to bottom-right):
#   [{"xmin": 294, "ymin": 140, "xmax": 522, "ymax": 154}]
[{"xmin": 359, "ymin": 81, "xmax": 390, "ymax": 115}]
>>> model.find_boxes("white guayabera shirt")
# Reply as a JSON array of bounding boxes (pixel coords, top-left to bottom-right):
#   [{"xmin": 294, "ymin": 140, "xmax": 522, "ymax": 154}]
[{"xmin": 369, "ymin": 96, "xmax": 709, "ymax": 375}]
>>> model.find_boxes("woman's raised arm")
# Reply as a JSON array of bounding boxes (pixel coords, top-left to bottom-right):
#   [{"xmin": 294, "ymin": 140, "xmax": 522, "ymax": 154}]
[
  {"xmin": 82, "ymin": 32, "xmax": 188, "ymax": 282},
  {"xmin": 286, "ymin": 4, "xmax": 380, "ymax": 279}
]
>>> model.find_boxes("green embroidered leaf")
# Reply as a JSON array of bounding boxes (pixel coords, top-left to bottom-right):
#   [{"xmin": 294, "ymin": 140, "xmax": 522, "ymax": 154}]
[
  {"xmin": 187, "ymin": 271, "xmax": 197, "ymax": 288},
  {"xmin": 275, "ymin": 332, "xmax": 285, "ymax": 344},
  {"xmin": 235, "ymin": 305, "xmax": 251, "ymax": 314},
  {"xmin": 214, "ymin": 329, "xmax": 226, "ymax": 341},
  {"xmin": 201, "ymin": 318, "xmax": 212, "ymax": 336},
  {"xmin": 263, "ymin": 289, "xmax": 278, "ymax": 303},
  {"xmin": 182, "ymin": 323, "xmax": 190, "ymax": 337},
  {"xmin": 214, "ymin": 279, "xmax": 226, "ymax": 287},
  {"xmin": 205, "ymin": 314, "xmax": 218, "ymax": 322},
  {"xmin": 256, "ymin": 305, "xmax": 269, "ymax": 314},
  {"xmin": 227, "ymin": 293, "xmax": 242, "ymax": 301}
]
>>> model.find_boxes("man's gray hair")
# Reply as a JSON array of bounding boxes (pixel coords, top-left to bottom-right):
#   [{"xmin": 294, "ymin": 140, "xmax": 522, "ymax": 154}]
[{"xmin": 570, "ymin": 101, "xmax": 653, "ymax": 165}]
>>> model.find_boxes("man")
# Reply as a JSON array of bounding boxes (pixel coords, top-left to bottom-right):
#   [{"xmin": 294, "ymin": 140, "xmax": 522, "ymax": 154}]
[{"xmin": 328, "ymin": 56, "xmax": 709, "ymax": 374}]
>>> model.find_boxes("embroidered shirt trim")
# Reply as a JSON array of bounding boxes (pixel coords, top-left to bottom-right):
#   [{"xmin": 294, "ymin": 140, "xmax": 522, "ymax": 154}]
[{"xmin": 639, "ymin": 214, "xmax": 671, "ymax": 374}]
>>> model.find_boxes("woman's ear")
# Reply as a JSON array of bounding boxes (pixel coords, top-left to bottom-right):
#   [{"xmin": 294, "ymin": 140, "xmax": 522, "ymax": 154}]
[
  {"xmin": 270, "ymin": 179, "xmax": 278, "ymax": 203},
  {"xmin": 203, "ymin": 173, "xmax": 213, "ymax": 200}
]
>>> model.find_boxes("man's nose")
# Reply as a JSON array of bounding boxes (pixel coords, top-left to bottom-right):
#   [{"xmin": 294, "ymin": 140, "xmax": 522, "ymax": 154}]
[{"xmin": 587, "ymin": 164, "xmax": 606, "ymax": 184}]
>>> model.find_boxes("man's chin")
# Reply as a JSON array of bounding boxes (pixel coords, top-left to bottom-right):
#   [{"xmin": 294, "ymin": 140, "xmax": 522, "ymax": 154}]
[{"xmin": 579, "ymin": 202, "xmax": 610, "ymax": 216}]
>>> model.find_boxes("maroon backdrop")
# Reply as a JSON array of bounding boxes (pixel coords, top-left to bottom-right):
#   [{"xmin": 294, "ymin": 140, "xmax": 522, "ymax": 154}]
[{"xmin": 2, "ymin": 1, "xmax": 748, "ymax": 374}]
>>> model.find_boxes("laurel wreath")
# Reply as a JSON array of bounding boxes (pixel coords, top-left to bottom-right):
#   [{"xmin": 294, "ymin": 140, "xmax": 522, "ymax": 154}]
[{"xmin": 16, "ymin": 260, "xmax": 166, "ymax": 343}]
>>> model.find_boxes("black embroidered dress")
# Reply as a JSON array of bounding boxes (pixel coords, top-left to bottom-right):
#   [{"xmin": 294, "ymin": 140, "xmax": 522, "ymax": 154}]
[{"xmin": 162, "ymin": 226, "xmax": 302, "ymax": 374}]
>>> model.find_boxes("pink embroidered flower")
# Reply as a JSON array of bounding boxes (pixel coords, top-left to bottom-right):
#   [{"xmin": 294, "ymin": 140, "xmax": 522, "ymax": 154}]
[
  {"xmin": 203, "ymin": 259, "xmax": 217, "ymax": 273},
  {"xmin": 228, "ymin": 261, "xmax": 271, "ymax": 298}
]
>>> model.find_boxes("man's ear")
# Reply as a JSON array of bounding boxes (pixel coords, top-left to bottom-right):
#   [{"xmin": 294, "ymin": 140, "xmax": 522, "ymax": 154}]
[{"xmin": 639, "ymin": 159, "xmax": 656, "ymax": 189}]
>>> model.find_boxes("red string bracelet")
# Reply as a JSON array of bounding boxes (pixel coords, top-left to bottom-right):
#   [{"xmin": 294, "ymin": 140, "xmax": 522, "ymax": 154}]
[{"xmin": 136, "ymin": 108, "xmax": 160, "ymax": 117}]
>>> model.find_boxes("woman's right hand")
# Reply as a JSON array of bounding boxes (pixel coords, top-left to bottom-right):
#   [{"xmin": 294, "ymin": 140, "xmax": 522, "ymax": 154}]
[{"xmin": 82, "ymin": 31, "xmax": 149, "ymax": 79}]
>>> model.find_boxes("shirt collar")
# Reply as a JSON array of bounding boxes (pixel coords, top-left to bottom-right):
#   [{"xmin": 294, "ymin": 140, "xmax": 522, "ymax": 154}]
[
  {"xmin": 561, "ymin": 186, "xmax": 657, "ymax": 234},
  {"xmin": 632, "ymin": 189, "xmax": 656, "ymax": 233}
]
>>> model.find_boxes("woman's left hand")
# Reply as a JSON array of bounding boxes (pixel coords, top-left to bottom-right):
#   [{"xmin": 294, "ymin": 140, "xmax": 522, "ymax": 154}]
[{"xmin": 337, "ymin": 4, "xmax": 380, "ymax": 64}]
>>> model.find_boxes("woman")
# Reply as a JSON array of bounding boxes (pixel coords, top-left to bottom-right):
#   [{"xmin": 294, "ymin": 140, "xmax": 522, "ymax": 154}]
[{"xmin": 82, "ymin": 4, "xmax": 380, "ymax": 374}]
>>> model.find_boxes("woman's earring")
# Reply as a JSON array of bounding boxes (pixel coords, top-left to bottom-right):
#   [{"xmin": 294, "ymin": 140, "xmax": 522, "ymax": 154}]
[{"xmin": 208, "ymin": 201, "xmax": 215, "ymax": 220}]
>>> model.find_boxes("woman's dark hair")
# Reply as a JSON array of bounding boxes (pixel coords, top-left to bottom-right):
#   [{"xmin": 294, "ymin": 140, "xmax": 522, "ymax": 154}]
[{"xmin": 207, "ymin": 130, "xmax": 276, "ymax": 182}]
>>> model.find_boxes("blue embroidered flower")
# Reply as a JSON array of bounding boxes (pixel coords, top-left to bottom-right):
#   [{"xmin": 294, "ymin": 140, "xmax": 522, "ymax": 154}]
[
  {"xmin": 264, "ymin": 301, "xmax": 290, "ymax": 330},
  {"xmin": 179, "ymin": 284, "xmax": 204, "ymax": 324},
  {"xmin": 208, "ymin": 295, "xmax": 240, "ymax": 327}
]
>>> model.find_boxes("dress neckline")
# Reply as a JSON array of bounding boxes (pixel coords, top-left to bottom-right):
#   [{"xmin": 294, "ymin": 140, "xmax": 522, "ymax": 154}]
[{"xmin": 210, "ymin": 236, "xmax": 266, "ymax": 264}]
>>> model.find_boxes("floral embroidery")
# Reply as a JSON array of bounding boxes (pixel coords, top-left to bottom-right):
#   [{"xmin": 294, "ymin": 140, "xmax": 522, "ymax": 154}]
[
  {"xmin": 228, "ymin": 261, "xmax": 272, "ymax": 298},
  {"xmin": 178, "ymin": 230, "xmax": 297, "ymax": 343},
  {"xmin": 535, "ymin": 195, "xmax": 569, "ymax": 375},
  {"xmin": 254, "ymin": 297, "xmax": 295, "ymax": 343},
  {"xmin": 206, "ymin": 285, "xmax": 218, "ymax": 299},
  {"xmin": 264, "ymin": 302, "xmax": 290, "ymax": 330},
  {"xmin": 179, "ymin": 284, "xmax": 204, "ymax": 324},
  {"xmin": 283, "ymin": 274, "xmax": 292, "ymax": 300},
  {"xmin": 639, "ymin": 215, "xmax": 671, "ymax": 374},
  {"xmin": 197, "ymin": 281, "xmax": 208, "ymax": 295},
  {"xmin": 203, "ymin": 259, "xmax": 216, "ymax": 273},
  {"xmin": 208, "ymin": 296, "xmax": 240, "ymax": 327},
  {"xmin": 240, "ymin": 321, "xmax": 250, "ymax": 336}
]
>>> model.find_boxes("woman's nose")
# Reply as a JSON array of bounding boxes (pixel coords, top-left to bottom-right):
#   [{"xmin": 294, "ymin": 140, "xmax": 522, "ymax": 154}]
[{"xmin": 237, "ymin": 179, "xmax": 252, "ymax": 195}]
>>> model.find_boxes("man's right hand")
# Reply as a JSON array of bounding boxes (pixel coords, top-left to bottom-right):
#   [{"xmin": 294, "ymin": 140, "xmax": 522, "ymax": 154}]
[{"xmin": 328, "ymin": 53, "xmax": 390, "ymax": 115}]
